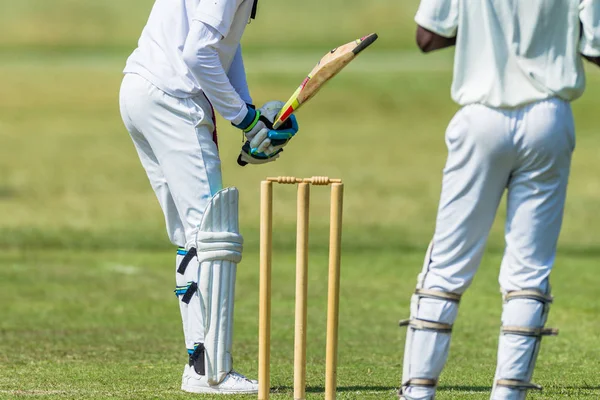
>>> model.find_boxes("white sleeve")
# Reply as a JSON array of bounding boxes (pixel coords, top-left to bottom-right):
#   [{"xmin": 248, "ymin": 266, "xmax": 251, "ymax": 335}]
[
  {"xmin": 414, "ymin": 0, "xmax": 459, "ymax": 38},
  {"xmin": 194, "ymin": 0, "xmax": 244, "ymax": 38},
  {"xmin": 227, "ymin": 45, "xmax": 253, "ymax": 105},
  {"xmin": 182, "ymin": 21, "xmax": 247, "ymax": 125},
  {"xmin": 580, "ymin": 0, "xmax": 600, "ymax": 57}
]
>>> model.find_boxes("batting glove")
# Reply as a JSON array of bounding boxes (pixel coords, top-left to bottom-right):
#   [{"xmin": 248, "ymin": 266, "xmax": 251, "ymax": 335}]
[{"xmin": 236, "ymin": 101, "xmax": 299, "ymax": 166}]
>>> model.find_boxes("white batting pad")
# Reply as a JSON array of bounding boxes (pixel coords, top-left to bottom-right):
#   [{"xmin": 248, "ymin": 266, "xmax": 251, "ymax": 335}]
[
  {"xmin": 491, "ymin": 289, "xmax": 556, "ymax": 400},
  {"xmin": 401, "ymin": 242, "xmax": 461, "ymax": 400},
  {"xmin": 196, "ymin": 187, "xmax": 243, "ymax": 385}
]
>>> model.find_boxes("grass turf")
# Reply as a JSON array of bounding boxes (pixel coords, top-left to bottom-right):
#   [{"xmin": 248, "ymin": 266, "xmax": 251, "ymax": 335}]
[{"xmin": 1, "ymin": 0, "xmax": 600, "ymax": 398}]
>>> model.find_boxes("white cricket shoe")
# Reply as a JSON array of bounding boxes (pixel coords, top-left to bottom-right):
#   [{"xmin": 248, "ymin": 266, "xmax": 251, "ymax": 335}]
[{"xmin": 181, "ymin": 364, "xmax": 259, "ymax": 394}]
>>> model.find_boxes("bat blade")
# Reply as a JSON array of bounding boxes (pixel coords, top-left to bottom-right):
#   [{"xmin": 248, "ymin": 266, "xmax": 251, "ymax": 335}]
[
  {"xmin": 237, "ymin": 33, "xmax": 378, "ymax": 166},
  {"xmin": 272, "ymin": 33, "xmax": 378, "ymax": 129}
]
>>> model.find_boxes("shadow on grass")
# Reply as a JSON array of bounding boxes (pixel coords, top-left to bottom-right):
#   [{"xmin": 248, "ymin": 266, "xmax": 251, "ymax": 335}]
[
  {"xmin": 273, "ymin": 385, "xmax": 397, "ymax": 393},
  {"xmin": 559, "ymin": 385, "xmax": 600, "ymax": 390}
]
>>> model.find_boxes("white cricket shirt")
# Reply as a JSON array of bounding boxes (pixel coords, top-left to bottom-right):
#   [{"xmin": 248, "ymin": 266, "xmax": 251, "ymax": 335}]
[
  {"xmin": 124, "ymin": 0, "xmax": 254, "ymax": 122},
  {"xmin": 416, "ymin": 0, "xmax": 600, "ymax": 108}
]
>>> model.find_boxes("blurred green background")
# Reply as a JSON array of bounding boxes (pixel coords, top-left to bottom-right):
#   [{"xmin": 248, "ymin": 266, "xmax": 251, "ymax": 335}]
[{"xmin": 1, "ymin": 1, "xmax": 599, "ymax": 399}]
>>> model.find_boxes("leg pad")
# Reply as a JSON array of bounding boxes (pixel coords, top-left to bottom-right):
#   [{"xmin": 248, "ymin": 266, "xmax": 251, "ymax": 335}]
[{"xmin": 492, "ymin": 287, "xmax": 557, "ymax": 398}]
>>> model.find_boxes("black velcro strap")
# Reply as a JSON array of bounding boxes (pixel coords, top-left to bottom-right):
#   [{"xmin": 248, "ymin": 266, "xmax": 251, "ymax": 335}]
[
  {"xmin": 190, "ymin": 343, "xmax": 206, "ymax": 375},
  {"xmin": 181, "ymin": 282, "xmax": 198, "ymax": 304},
  {"xmin": 251, "ymin": 0, "xmax": 258, "ymax": 19},
  {"xmin": 177, "ymin": 247, "xmax": 197, "ymax": 275}
]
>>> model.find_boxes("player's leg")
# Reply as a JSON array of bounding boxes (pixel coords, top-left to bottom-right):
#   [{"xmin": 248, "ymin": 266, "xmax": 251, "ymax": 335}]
[
  {"xmin": 160, "ymin": 103, "xmax": 255, "ymax": 393},
  {"xmin": 121, "ymin": 74, "xmax": 255, "ymax": 393},
  {"xmin": 120, "ymin": 74, "xmax": 187, "ymax": 247},
  {"xmin": 491, "ymin": 98, "xmax": 574, "ymax": 400},
  {"xmin": 120, "ymin": 74, "xmax": 203, "ymax": 370},
  {"xmin": 400, "ymin": 105, "xmax": 515, "ymax": 400}
]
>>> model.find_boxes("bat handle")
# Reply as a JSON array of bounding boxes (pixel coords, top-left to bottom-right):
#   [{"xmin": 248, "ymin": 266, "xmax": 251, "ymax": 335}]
[
  {"xmin": 272, "ymin": 120, "xmax": 283, "ymax": 130},
  {"xmin": 272, "ymin": 109, "xmax": 286, "ymax": 130}
]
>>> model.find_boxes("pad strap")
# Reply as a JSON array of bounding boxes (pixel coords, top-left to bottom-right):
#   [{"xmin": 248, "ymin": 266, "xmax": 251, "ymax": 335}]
[
  {"xmin": 403, "ymin": 378, "xmax": 437, "ymax": 387},
  {"xmin": 504, "ymin": 290, "xmax": 553, "ymax": 304},
  {"xmin": 182, "ymin": 282, "xmax": 198, "ymax": 304},
  {"xmin": 496, "ymin": 379, "xmax": 543, "ymax": 391},
  {"xmin": 501, "ymin": 326, "xmax": 559, "ymax": 337},
  {"xmin": 177, "ymin": 247, "xmax": 197, "ymax": 275},
  {"xmin": 399, "ymin": 319, "xmax": 453, "ymax": 333},
  {"xmin": 399, "ymin": 378, "xmax": 437, "ymax": 399},
  {"xmin": 189, "ymin": 343, "xmax": 206, "ymax": 375},
  {"xmin": 415, "ymin": 288, "xmax": 462, "ymax": 303},
  {"xmin": 196, "ymin": 232, "xmax": 243, "ymax": 264}
]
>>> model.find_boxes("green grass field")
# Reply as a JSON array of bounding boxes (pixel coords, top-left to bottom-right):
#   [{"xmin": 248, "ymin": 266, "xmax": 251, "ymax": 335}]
[{"xmin": 1, "ymin": 1, "xmax": 600, "ymax": 399}]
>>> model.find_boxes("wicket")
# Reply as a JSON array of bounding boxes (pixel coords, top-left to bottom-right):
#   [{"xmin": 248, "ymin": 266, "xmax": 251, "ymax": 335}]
[{"xmin": 259, "ymin": 176, "xmax": 344, "ymax": 400}]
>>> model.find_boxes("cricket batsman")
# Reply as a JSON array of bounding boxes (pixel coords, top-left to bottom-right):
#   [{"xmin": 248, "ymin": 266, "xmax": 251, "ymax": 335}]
[
  {"xmin": 119, "ymin": 0, "xmax": 299, "ymax": 394},
  {"xmin": 399, "ymin": 1, "xmax": 600, "ymax": 399}
]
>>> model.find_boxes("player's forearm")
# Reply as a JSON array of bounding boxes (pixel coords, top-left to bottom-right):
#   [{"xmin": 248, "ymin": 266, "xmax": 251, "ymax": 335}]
[
  {"xmin": 579, "ymin": 0, "xmax": 600, "ymax": 65},
  {"xmin": 228, "ymin": 45, "xmax": 252, "ymax": 105},
  {"xmin": 416, "ymin": 26, "xmax": 456, "ymax": 53},
  {"xmin": 182, "ymin": 21, "xmax": 247, "ymax": 125}
]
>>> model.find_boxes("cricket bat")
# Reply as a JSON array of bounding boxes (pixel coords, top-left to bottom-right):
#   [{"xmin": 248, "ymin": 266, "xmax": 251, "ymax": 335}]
[{"xmin": 237, "ymin": 33, "xmax": 378, "ymax": 166}]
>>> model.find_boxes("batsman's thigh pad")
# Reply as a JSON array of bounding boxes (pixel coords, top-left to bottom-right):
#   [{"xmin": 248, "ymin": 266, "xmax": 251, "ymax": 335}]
[
  {"xmin": 196, "ymin": 187, "xmax": 243, "ymax": 385},
  {"xmin": 399, "ymin": 242, "xmax": 462, "ymax": 400},
  {"xmin": 491, "ymin": 288, "xmax": 558, "ymax": 400}
]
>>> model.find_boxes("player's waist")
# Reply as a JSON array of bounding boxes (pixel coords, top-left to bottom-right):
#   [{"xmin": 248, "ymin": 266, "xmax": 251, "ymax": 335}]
[
  {"xmin": 453, "ymin": 90, "xmax": 580, "ymax": 109},
  {"xmin": 457, "ymin": 96, "xmax": 572, "ymax": 116},
  {"xmin": 124, "ymin": 59, "xmax": 203, "ymax": 99}
]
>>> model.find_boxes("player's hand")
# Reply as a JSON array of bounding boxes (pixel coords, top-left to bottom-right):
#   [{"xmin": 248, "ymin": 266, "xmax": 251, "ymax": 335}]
[
  {"xmin": 233, "ymin": 104, "xmax": 271, "ymax": 144},
  {"xmin": 237, "ymin": 140, "xmax": 281, "ymax": 165},
  {"xmin": 237, "ymin": 117, "xmax": 298, "ymax": 165},
  {"xmin": 236, "ymin": 101, "xmax": 299, "ymax": 166}
]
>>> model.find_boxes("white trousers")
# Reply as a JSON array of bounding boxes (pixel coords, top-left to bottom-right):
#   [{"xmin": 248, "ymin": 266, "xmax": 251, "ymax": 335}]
[
  {"xmin": 429, "ymin": 97, "xmax": 574, "ymax": 293},
  {"xmin": 119, "ymin": 73, "xmax": 222, "ymax": 249},
  {"xmin": 119, "ymin": 73, "xmax": 224, "ymax": 356},
  {"xmin": 402, "ymin": 98, "xmax": 574, "ymax": 400}
]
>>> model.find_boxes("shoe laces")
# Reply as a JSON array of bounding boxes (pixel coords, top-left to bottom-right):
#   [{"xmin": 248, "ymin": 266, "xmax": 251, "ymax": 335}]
[{"xmin": 229, "ymin": 370, "xmax": 252, "ymax": 383}]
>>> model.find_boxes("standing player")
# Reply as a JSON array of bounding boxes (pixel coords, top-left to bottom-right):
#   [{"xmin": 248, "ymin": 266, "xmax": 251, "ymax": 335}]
[
  {"xmin": 399, "ymin": 1, "xmax": 600, "ymax": 399},
  {"xmin": 119, "ymin": 0, "xmax": 299, "ymax": 394}
]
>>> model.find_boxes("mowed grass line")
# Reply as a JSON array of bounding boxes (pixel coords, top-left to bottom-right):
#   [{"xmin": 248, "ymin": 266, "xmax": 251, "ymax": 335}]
[{"xmin": 1, "ymin": 247, "xmax": 599, "ymax": 399}]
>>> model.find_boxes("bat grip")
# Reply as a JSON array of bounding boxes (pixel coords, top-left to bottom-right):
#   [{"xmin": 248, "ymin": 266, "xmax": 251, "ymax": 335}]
[{"xmin": 272, "ymin": 120, "xmax": 283, "ymax": 130}]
